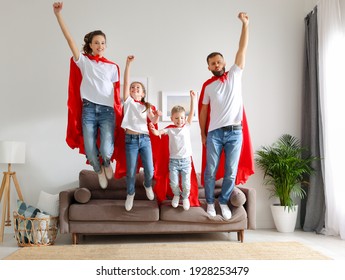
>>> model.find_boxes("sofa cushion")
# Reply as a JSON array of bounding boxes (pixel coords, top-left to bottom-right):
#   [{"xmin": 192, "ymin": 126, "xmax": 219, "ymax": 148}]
[
  {"xmin": 69, "ymin": 199, "xmax": 159, "ymax": 222},
  {"xmin": 78, "ymin": 169, "xmax": 150, "ymax": 200},
  {"xmin": 160, "ymin": 199, "xmax": 247, "ymax": 224},
  {"xmin": 36, "ymin": 191, "xmax": 59, "ymax": 217},
  {"xmin": 74, "ymin": 188, "xmax": 91, "ymax": 204},
  {"xmin": 198, "ymin": 185, "xmax": 246, "ymax": 207},
  {"xmin": 230, "ymin": 188, "xmax": 246, "ymax": 207}
]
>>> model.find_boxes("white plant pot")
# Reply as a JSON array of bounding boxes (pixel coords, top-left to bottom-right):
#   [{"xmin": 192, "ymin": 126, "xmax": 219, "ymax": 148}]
[{"xmin": 270, "ymin": 204, "xmax": 298, "ymax": 233}]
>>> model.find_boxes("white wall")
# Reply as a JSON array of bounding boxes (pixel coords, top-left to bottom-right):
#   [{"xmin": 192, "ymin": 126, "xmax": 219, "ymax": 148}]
[{"xmin": 0, "ymin": 0, "xmax": 314, "ymax": 231}]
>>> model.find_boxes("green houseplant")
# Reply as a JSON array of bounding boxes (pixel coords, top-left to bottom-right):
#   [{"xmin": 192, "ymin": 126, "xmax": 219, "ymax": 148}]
[
  {"xmin": 255, "ymin": 134, "xmax": 317, "ymax": 208},
  {"xmin": 255, "ymin": 134, "xmax": 318, "ymax": 232}
]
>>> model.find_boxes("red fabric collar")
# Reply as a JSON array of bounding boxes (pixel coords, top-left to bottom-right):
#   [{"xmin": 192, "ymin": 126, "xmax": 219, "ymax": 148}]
[
  {"xmin": 132, "ymin": 98, "xmax": 145, "ymax": 106},
  {"xmin": 217, "ymin": 71, "xmax": 228, "ymax": 83},
  {"xmin": 84, "ymin": 53, "xmax": 115, "ymax": 64},
  {"xmin": 207, "ymin": 71, "xmax": 228, "ymax": 84},
  {"xmin": 165, "ymin": 124, "xmax": 185, "ymax": 129}
]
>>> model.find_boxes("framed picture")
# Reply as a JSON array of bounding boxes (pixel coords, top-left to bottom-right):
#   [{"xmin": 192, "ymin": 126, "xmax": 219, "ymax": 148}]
[{"xmin": 161, "ymin": 91, "xmax": 198, "ymax": 122}]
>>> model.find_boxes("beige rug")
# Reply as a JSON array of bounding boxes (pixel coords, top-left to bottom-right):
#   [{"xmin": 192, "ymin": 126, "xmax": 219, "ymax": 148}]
[{"xmin": 4, "ymin": 241, "xmax": 330, "ymax": 260}]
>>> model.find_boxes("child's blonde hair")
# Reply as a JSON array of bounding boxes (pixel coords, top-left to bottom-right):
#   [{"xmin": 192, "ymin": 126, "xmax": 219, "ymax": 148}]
[{"xmin": 171, "ymin": 105, "xmax": 185, "ymax": 116}]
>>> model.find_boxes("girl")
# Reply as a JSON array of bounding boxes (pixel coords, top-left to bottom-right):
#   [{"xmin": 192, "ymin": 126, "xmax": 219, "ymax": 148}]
[
  {"xmin": 53, "ymin": 2, "xmax": 120, "ymax": 189},
  {"xmin": 121, "ymin": 55, "xmax": 161, "ymax": 211}
]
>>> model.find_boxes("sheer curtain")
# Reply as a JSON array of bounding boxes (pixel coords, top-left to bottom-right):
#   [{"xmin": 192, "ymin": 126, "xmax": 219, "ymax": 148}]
[{"xmin": 318, "ymin": 0, "xmax": 345, "ymax": 239}]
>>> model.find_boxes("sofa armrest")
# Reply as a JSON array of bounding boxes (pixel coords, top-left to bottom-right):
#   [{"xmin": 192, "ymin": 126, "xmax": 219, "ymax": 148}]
[
  {"xmin": 59, "ymin": 188, "xmax": 77, "ymax": 234},
  {"xmin": 237, "ymin": 186, "xmax": 256, "ymax": 230}
]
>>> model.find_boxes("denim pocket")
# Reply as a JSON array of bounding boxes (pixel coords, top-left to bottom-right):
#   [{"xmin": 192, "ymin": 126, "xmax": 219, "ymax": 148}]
[
  {"xmin": 142, "ymin": 134, "xmax": 151, "ymax": 145},
  {"xmin": 125, "ymin": 134, "xmax": 132, "ymax": 144},
  {"xmin": 233, "ymin": 129, "xmax": 242, "ymax": 135},
  {"xmin": 102, "ymin": 106, "xmax": 114, "ymax": 115}
]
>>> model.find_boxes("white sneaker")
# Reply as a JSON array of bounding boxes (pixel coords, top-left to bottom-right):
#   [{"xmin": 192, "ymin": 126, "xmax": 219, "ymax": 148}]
[
  {"xmin": 145, "ymin": 186, "xmax": 154, "ymax": 200},
  {"xmin": 104, "ymin": 164, "xmax": 113, "ymax": 180},
  {"xmin": 183, "ymin": 198, "xmax": 190, "ymax": 211},
  {"xmin": 125, "ymin": 193, "xmax": 135, "ymax": 211},
  {"xmin": 98, "ymin": 168, "xmax": 108, "ymax": 189},
  {"xmin": 171, "ymin": 196, "xmax": 180, "ymax": 208},
  {"xmin": 207, "ymin": 203, "xmax": 216, "ymax": 217},
  {"xmin": 220, "ymin": 204, "xmax": 232, "ymax": 220}
]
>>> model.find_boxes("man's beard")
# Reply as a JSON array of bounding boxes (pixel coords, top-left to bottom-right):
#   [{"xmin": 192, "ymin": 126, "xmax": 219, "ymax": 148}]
[{"xmin": 211, "ymin": 67, "xmax": 226, "ymax": 77}]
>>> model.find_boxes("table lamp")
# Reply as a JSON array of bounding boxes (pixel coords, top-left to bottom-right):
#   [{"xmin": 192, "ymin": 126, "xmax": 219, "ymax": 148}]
[{"xmin": 0, "ymin": 141, "xmax": 26, "ymax": 242}]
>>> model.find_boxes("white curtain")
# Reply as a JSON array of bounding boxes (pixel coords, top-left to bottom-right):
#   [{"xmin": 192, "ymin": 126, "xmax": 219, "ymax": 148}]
[{"xmin": 318, "ymin": 0, "xmax": 345, "ymax": 239}]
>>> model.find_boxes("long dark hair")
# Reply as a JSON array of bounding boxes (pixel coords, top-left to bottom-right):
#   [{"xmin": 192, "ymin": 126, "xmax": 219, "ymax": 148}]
[{"xmin": 83, "ymin": 30, "xmax": 106, "ymax": 55}]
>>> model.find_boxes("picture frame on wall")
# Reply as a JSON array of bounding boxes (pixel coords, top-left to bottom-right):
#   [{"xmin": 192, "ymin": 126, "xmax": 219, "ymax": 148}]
[{"xmin": 161, "ymin": 91, "xmax": 198, "ymax": 122}]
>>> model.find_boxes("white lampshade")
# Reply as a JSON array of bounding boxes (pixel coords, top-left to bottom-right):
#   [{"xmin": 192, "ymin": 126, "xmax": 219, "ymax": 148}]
[{"xmin": 0, "ymin": 141, "xmax": 26, "ymax": 164}]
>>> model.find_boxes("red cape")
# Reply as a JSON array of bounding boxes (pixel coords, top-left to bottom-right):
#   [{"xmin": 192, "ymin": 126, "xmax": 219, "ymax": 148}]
[
  {"xmin": 198, "ymin": 73, "xmax": 255, "ymax": 186},
  {"xmin": 66, "ymin": 54, "xmax": 122, "ymax": 162},
  {"xmin": 150, "ymin": 125, "xmax": 200, "ymax": 206}
]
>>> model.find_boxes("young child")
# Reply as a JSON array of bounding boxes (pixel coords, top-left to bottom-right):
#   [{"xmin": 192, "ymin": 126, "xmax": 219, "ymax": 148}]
[
  {"xmin": 150, "ymin": 90, "xmax": 196, "ymax": 210},
  {"xmin": 121, "ymin": 55, "xmax": 161, "ymax": 211},
  {"xmin": 53, "ymin": 2, "xmax": 120, "ymax": 189}
]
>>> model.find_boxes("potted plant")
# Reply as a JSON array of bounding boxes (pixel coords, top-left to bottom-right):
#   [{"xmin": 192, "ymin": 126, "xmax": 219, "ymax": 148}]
[{"xmin": 255, "ymin": 134, "xmax": 318, "ymax": 232}]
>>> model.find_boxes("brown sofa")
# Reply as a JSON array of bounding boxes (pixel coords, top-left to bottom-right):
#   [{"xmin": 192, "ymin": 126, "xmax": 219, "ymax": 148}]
[{"xmin": 59, "ymin": 169, "xmax": 256, "ymax": 244}]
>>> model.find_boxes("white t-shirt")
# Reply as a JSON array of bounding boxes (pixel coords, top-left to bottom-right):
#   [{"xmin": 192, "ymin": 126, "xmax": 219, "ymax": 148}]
[
  {"xmin": 74, "ymin": 53, "xmax": 119, "ymax": 107},
  {"xmin": 202, "ymin": 64, "xmax": 243, "ymax": 132},
  {"xmin": 121, "ymin": 97, "xmax": 150, "ymax": 134},
  {"xmin": 163, "ymin": 123, "xmax": 192, "ymax": 159}
]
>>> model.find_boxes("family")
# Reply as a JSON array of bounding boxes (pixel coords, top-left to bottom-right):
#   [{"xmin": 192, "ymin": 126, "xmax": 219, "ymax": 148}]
[{"xmin": 53, "ymin": 2, "xmax": 249, "ymax": 220}]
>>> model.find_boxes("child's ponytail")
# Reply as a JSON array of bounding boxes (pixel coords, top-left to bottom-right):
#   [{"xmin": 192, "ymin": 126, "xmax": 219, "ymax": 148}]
[{"xmin": 140, "ymin": 97, "xmax": 152, "ymax": 113}]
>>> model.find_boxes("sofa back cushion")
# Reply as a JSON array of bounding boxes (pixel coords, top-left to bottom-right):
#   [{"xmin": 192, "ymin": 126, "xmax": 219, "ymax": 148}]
[
  {"xmin": 79, "ymin": 169, "xmax": 149, "ymax": 200},
  {"xmin": 79, "ymin": 169, "xmax": 247, "ymax": 204}
]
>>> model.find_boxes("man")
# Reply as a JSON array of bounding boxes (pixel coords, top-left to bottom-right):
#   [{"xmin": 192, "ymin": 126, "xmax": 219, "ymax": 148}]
[{"xmin": 199, "ymin": 12, "xmax": 249, "ymax": 220}]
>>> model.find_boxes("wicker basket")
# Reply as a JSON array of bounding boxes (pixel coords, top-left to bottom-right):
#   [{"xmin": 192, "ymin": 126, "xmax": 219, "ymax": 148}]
[{"xmin": 13, "ymin": 211, "xmax": 59, "ymax": 247}]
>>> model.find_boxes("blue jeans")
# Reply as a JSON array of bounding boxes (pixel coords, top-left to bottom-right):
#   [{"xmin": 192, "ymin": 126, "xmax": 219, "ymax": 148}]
[
  {"xmin": 82, "ymin": 99, "xmax": 115, "ymax": 173},
  {"xmin": 169, "ymin": 157, "xmax": 191, "ymax": 199},
  {"xmin": 204, "ymin": 128, "xmax": 242, "ymax": 205},
  {"xmin": 125, "ymin": 134, "xmax": 154, "ymax": 195}
]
